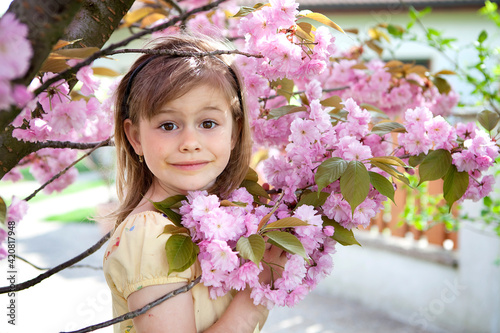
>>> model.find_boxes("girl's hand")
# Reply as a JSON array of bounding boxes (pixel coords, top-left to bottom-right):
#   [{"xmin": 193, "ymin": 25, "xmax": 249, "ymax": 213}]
[{"xmin": 259, "ymin": 243, "xmax": 288, "ymax": 285}]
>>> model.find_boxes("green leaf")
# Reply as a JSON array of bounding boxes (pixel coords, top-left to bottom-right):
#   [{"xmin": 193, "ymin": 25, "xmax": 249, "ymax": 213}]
[
  {"xmin": 340, "ymin": 161, "xmax": 370, "ymax": 214},
  {"xmin": 162, "ymin": 208, "xmax": 183, "ymax": 228},
  {"xmin": 220, "ymin": 200, "xmax": 247, "ymax": 208},
  {"xmin": 153, "ymin": 195, "xmax": 187, "ymax": 212},
  {"xmin": 369, "ymin": 156, "xmax": 406, "ymax": 167},
  {"xmin": 264, "ymin": 231, "xmax": 309, "ymax": 260},
  {"xmin": 321, "ymin": 95, "xmax": 343, "ymax": 113},
  {"xmin": 231, "ymin": 3, "xmax": 265, "ymax": 17},
  {"xmin": 236, "ymin": 234, "xmax": 265, "ymax": 265},
  {"xmin": 270, "ymin": 78, "xmax": 295, "ymax": 103},
  {"xmin": 418, "ymin": 149, "xmax": 452, "ymax": 185},
  {"xmin": 165, "ymin": 234, "xmax": 199, "ymax": 274},
  {"xmin": 443, "ymin": 165, "xmax": 469, "ymax": 211},
  {"xmin": 369, "ymin": 171, "xmax": 395, "ymax": 203},
  {"xmin": 53, "ymin": 47, "xmax": 101, "ymax": 59},
  {"xmin": 159, "ymin": 225, "xmax": 190, "ymax": 237},
  {"xmin": 303, "ymin": 12, "xmax": 345, "ymax": 33},
  {"xmin": 477, "ymin": 109, "xmax": 500, "ymax": 131},
  {"xmin": 315, "ymin": 157, "xmax": 348, "ymax": 192},
  {"xmin": 360, "ymin": 103, "xmax": 389, "ymax": 119},
  {"xmin": 268, "ymin": 105, "xmax": 307, "ymax": 119},
  {"xmin": 240, "ymin": 180, "xmax": 270, "ymax": 199},
  {"xmin": 322, "ymin": 217, "xmax": 360, "ymax": 246},
  {"xmin": 245, "ymin": 167, "xmax": 259, "ymax": 182},
  {"xmin": 478, "ymin": 30, "xmax": 488, "ymax": 43},
  {"xmin": 296, "ymin": 21, "xmax": 316, "ymax": 42},
  {"xmin": 370, "ymin": 161, "xmax": 410, "ymax": 186},
  {"xmin": 433, "ymin": 76, "xmax": 451, "ymax": 94},
  {"xmin": 484, "ymin": 196, "xmax": 492, "ymax": 207},
  {"xmin": 0, "ymin": 197, "xmax": 6, "ymax": 224},
  {"xmin": 296, "ymin": 191, "xmax": 330, "ymax": 208},
  {"xmin": 263, "ymin": 217, "xmax": 309, "ymax": 230},
  {"xmin": 371, "ymin": 121, "xmax": 406, "ymax": 136},
  {"xmin": 409, "ymin": 153, "xmax": 426, "ymax": 167},
  {"xmin": 387, "ymin": 24, "xmax": 404, "ymax": 37}
]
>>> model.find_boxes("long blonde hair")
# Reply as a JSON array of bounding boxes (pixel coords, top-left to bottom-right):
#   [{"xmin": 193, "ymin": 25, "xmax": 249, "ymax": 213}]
[{"xmin": 113, "ymin": 33, "xmax": 252, "ymax": 226}]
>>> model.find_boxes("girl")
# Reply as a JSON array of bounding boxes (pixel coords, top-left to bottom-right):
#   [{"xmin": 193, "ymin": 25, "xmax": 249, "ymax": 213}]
[{"xmin": 103, "ymin": 33, "xmax": 285, "ymax": 333}]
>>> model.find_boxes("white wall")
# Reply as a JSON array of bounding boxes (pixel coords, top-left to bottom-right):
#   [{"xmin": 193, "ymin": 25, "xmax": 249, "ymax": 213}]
[{"xmin": 317, "ymin": 224, "xmax": 500, "ymax": 333}]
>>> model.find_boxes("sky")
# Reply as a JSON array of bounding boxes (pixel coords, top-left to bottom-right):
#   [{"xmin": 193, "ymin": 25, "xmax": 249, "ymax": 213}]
[{"xmin": 0, "ymin": 0, "xmax": 12, "ymax": 16}]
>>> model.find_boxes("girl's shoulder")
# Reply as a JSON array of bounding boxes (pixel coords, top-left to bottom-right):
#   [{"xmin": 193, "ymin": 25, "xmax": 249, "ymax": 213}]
[
  {"xmin": 104, "ymin": 210, "xmax": 174, "ymax": 263},
  {"xmin": 119, "ymin": 210, "xmax": 171, "ymax": 230}
]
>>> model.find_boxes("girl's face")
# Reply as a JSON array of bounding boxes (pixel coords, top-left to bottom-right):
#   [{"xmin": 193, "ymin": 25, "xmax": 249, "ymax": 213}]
[{"xmin": 125, "ymin": 84, "xmax": 235, "ymax": 200}]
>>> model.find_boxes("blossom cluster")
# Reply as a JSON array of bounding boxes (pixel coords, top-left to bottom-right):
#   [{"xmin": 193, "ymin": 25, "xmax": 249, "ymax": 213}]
[
  {"xmin": 263, "ymin": 98, "xmax": 389, "ymax": 229},
  {"xmin": 177, "ymin": 189, "xmax": 336, "ymax": 309},
  {"xmin": 396, "ymin": 106, "xmax": 498, "ymax": 202},
  {"xmin": 0, "ymin": 13, "xmax": 33, "ymax": 110},
  {"xmin": 0, "ymin": 14, "xmax": 114, "ymax": 256},
  {"xmin": 229, "ymin": 1, "xmax": 459, "ymax": 148},
  {"xmin": 0, "ymin": 197, "xmax": 29, "ymax": 259},
  {"xmin": 238, "ymin": 0, "xmax": 336, "ymax": 81},
  {"xmin": 2, "ymin": 16, "xmax": 115, "ymax": 191},
  {"xmin": 310, "ymin": 58, "xmax": 460, "ymax": 118}
]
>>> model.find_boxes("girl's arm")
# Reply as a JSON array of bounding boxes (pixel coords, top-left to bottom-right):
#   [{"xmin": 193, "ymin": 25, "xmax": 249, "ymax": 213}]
[
  {"xmin": 128, "ymin": 282, "xmax": 268, "ymax": 333},
  {"xmin": 128, "ymin": 245, "xmax": 287, "ymax": 333}
]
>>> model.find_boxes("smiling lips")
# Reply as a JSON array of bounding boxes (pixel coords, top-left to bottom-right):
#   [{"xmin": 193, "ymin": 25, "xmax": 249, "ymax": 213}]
[{"xmin": 170, "ymin": 160, "xmax": 209, "ymax": 171}]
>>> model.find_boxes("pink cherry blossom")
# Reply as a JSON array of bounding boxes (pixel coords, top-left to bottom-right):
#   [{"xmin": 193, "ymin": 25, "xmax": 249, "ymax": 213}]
[
  {"xmin": 67, "ymin": 59, "xmax": 100, "ymax": 96},
  {"xmin": 289, "ymin": 118, "xmax": 322, "ymax": 145},
  {"xmin": 6, "ymin": 196, "xmax": 29, "ymax": 223},
  {"xmin": 205, "ymin": 240, "xmax": 239, "ymax": 272},
  {"xmin": 0, "ymin": 13, "xmax": 32, "ymax": 81},
  {"xmin": 227, "ymin": 261, "xmax": 262, "ymax": 290},
  {"xmin": 461, "ymin": 173, "xmax": 495, "ymax": 202}
]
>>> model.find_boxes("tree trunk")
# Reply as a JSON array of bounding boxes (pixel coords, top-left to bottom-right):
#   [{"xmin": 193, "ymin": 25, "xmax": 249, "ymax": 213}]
[{"xmin": 0, "ymin": 0, "xmax": 135, "ymax": 180}]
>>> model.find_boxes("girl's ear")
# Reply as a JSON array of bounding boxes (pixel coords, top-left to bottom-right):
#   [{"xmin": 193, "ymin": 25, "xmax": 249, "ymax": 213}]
[{"xmin": 124, "ymin": 119, "xmax": 143, "ymax": 156}]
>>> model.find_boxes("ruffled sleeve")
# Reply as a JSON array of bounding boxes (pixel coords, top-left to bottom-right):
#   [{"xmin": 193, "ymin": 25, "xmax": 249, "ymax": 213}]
[{"xmin": 103, "ymin": 211, "xmax": 197, "ymax": 300}]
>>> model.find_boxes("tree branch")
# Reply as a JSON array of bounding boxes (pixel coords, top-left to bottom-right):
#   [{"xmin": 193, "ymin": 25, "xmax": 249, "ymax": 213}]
[
  {"xmin": 23, "ymin": 137, "xmax": 112, "ymax": 202},
  {"xmin": 34, "ymin": 0, "xmax": 229, "ymax": 97},
  {"xmin": 62, "ymin": 276, "xmax": 202, "ymax": 333},
  {"xmin": 63, "ymin": 0, "xmax": 136, "ymax": 49},
  {"xmin": 165, "ymin": 0, "xmax": 184, "ymax": 15},
  {"xmin": 34, "ymin": 139, "xmax": 114, "ymax": 150},
  {"xmin": 16, "ymin": 254, "xmax": 102, "ymax": 271},
  {"xmin": 0, "ymin": 231, "xmax": 110, "ymax": 294},
  {"xmin": 109, "ymin": 48, "xmax": 263, "ymax": 58},
  {"xmin": 261, "ymin": 86, "xmax": 350, "ymax": 102}
]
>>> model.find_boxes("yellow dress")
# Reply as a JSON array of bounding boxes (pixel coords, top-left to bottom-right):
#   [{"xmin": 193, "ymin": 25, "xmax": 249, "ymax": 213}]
[{"xmin": 103, "ymin": 211, "xmax": 233, "ymax": 333}]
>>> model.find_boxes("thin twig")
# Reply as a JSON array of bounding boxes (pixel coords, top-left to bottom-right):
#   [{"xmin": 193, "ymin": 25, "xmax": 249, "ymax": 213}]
[
  {"xmin": 34, "ymin": 139, "xmax": 114, "ymax": 150},
  {"xmin": 164, "ymin": 0, "xmax": 184, "ymax": 15},
  {"xmin": 16, "ymin": 255, "xmax": 102, "ymax": 271},
  {"xmin": 34, "ymin": 0, "xmax": 229, "ymax": 97},
  {"xmin": 400, "ymin": 1, "xmax": 500, "ymax": 115},
  {"xmin": 23, "ymin": 137, "xmax": 112, "ymax": 202},
  {"xmin": 261, "ymin": 86, "xmax": 350, "ymax": 102},
  {"xmin": 109, "ymin": 48, "xmax": 262, "ymax": 58},
  {"xmin": 61, "ymin": 276, "xmax": 202, "ymax": 333},
  {"xmin": 0, "ymin": 231, "xmax": 110, "ymax": 294}
]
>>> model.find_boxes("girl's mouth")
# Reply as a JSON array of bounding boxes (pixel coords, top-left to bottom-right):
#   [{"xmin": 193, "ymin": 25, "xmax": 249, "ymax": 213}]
[{"xmin": 171, "ymin": 161, "xmax": 209, "ymax": 171}]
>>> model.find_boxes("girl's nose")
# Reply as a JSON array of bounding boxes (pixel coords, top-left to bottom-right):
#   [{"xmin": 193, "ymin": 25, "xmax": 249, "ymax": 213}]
[{"xmin": 179, "ymin": 128, "xmax": 201, "ymax": 152}]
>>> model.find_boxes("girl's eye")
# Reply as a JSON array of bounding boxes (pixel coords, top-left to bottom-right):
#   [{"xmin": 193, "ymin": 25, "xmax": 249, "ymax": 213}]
[
  {"xmin": 161, "ymin": 122, "xmax": 177, "ymax": 131},
  {"xmin": 201, "ymin": 120, "xmax": 217, "ymax": 129}
]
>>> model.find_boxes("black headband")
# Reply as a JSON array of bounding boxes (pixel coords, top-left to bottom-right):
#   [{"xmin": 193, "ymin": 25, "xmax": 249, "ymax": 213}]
[
  {"xmin": 121, "ymin": 55, "xmax": 159, "ymax": 119},
  {"xmin": 121, "ymin": 54, "xmax": 243, "ymax": 119}
]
